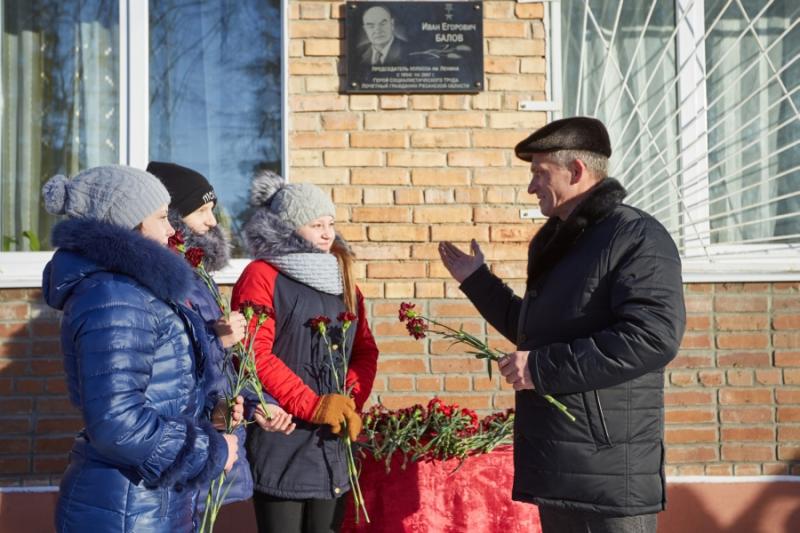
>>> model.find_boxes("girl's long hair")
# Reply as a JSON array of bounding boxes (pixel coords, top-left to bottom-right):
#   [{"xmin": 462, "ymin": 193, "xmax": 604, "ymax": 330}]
[{"xmin": 331, "ymin": 238, "xmax": 357, "ymax": 314}]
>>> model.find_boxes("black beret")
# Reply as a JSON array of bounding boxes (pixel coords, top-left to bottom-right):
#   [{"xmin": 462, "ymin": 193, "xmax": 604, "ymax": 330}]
[
  {"xmin": 146, "ymin": 161, "xmax": 217, "ymax": 217},
  {"xmin": 514, "ymin": 116, "xmax": 612, "ymax": 161}
]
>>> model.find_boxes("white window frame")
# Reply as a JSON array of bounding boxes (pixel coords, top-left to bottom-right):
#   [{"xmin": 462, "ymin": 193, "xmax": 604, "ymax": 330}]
[
  {"xmin": 538, "ymin": 0, "xmax": 800, "ymax": 281},
  {"xmin": 0, "ymin": 0, "xmax": 288, "ymax": 288}
]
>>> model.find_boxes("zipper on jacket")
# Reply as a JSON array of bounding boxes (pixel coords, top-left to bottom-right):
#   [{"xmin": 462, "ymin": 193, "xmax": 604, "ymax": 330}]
[{"xmin": 594, "ymin": 390, "xmax": 612, "ymax": 445}]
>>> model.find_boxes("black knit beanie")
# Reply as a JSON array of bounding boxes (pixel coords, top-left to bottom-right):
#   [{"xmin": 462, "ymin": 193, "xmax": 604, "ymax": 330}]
[{"xmin": 146, "ymin": 161, "xmax": 217, "ymax": 217}]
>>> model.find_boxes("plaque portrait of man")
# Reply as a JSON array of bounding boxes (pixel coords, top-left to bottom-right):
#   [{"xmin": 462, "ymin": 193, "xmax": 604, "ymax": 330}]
[{"xmin": 358, "ymin": 5, "xmax": 409, "ymax": 67}]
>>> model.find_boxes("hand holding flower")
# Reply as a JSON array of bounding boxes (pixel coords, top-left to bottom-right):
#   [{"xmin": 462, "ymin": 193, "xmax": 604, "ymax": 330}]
[
  {"xmin": 213, "ymin": 311, "xmax": 246, "ymax": 348},
  {"xmin": 308, "ymin": 313, "xmax": 370, "ymax": 522},
  {"xmin": 254, "ymin": 404, "xmax": 296, "ymax": 435},
  {"xmin": 311, "ymin": 393, "xmax": 362, "ymax": 441},
  {"xmin": 498, "ymin": 351, "xmax": 536, "ymax": 391},
  {"xmin": 212, "ymin": 395, "xmax": 244, "ymax": 431},
  {"xmin": 222, "ymin": 434, "xmax": 239, "ymax": 473},
  {"xmin": 398, "ymin": 302, "xmax": 575, "ymax": 422}
]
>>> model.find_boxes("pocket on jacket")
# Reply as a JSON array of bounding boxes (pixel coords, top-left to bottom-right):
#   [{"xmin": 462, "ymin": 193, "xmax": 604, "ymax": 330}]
[{"xmin": 581, "ymin": 390, "xmax": 612, "ymax": 449}]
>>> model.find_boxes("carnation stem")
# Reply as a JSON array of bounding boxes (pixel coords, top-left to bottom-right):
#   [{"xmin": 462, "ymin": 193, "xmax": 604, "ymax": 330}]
[{"xmin": 412, "ymin": 312, "xmax": 575, "ymax": 422}]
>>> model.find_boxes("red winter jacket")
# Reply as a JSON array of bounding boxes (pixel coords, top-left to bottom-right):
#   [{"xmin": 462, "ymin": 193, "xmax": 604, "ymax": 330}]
[{"xmin": 232, "ymin": 260, "xmax": 378, "ymax": 420}]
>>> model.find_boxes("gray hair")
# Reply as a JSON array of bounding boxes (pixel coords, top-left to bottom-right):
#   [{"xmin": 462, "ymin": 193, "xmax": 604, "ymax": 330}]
[{"xmin": 549, "ymin": 149, "xmax": 609, "ymax": 179}]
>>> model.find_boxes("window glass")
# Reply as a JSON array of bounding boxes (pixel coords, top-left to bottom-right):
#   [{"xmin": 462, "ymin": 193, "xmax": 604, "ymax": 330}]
[
  {"xmin": 149, "ymin": 0, "xmax": 283, "ymax": 255},
  {"xmin": 705, "ymin": 0, "xmax": 800, "ymax": 245},
  {"xmin": 0, "ymin": 0, "xmax": 119, "ymax": 251},
  {"xmin": 562, "ymin": 1, "xmax": 681, "ymax": 239}
]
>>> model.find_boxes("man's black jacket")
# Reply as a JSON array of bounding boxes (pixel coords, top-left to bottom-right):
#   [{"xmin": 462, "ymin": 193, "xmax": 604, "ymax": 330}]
[{"xmin": 461, "ymin": 178, "xmax": 686, "ymax": 516}]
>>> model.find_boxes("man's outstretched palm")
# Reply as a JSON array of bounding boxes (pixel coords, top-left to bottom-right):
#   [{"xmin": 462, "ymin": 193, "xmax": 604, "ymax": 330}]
[{"xmin": 438, "ymin": 239, "xmax": 485, "ymax": 283}]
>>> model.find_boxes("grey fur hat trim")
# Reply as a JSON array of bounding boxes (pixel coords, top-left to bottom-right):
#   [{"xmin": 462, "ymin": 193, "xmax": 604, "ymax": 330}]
[{"xmin": 250, "ymin": 170, "xmax": 335, "ymax": 229}]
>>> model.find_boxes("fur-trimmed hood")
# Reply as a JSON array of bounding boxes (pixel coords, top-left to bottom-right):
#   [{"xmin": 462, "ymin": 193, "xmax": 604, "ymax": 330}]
[
  {"xmin": 44, "ymin": 218, "xmax": 194, "ymax": 309},
  {"xmin": 243, "ymin": 207, "xmax": 351, "ymax": 259},
  {"xmin": 243, "ymin": 207, "xmax": 352, "ymax": 295},
  {"xmin": 167, "ymin": 209, "xmax": 231, "ymax": 273},
  {"xmin": 527, "ymin": 178, "xmax": 627, "ymax": 290}
]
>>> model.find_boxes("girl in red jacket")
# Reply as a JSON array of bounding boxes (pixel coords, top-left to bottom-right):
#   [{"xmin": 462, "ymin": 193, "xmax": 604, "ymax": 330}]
[{"xmin": 232, "ymin": 170, "xmax": 379, "ymax": 533}]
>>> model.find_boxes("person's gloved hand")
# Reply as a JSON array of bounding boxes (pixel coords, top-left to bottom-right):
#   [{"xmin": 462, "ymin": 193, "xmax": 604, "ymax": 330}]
[{"xmin": 310, "ymin": 393, "xmax": 362, "ymax": 441}]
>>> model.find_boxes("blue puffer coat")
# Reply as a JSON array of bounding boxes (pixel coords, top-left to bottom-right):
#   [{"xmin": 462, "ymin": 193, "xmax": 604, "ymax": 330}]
[
  {"xmin": 43, "ymin": 219, "xmax": 229, "ymax": 533},
  {"xmin": 182, "ymin": 261, "xmax": 254, "ymax": 507}
]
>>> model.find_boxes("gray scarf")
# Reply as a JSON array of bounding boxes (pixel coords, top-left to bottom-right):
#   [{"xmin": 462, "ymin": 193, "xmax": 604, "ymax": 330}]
[{"xmin": 263, "ymin": 253, "xmax": 343, "ymax": 295}]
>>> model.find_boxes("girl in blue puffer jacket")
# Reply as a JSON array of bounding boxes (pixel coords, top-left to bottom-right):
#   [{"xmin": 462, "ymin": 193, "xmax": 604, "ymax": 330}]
[
  {"xmin": 41, "ymin": 165, "xmax": 242, "ymax": 533},
  {"xmin": 146, "ymin": 161, "xmax": 296, "ymax": 519}
]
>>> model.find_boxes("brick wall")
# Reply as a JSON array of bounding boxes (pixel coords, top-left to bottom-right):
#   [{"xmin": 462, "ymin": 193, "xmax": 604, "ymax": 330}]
[{"xmin": 1, "ymin": 0, "xmax": 798, "ymax": 486}]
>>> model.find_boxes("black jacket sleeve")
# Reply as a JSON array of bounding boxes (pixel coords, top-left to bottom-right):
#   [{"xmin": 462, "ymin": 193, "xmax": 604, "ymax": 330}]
[
  {"xmin": 530, "ymin": 217, "xmax": 687, "ymax": 394},
  {"xmin": 459, "ymin": 264, "xmax": 524, "ymax": 344}
]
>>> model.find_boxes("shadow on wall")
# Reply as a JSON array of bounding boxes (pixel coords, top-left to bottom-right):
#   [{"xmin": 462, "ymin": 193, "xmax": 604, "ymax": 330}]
[
  {"xmin": 0, "ymin": 288, "xmax": 81, "ymax": 532},
  {"xmin": 662, "ymin": 480, "xmax": 800, "ymax": 533},
  {"xmin": 5, "ymin": 289, "xmax": 82, "ymax": 476}
]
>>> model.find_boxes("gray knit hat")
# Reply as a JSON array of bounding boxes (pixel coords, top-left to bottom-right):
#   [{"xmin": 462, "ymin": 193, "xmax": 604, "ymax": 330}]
[
  {"xmin": 250, "ymin": 170, "xmax": 335, "ymax": 229},
  {"xmin": 42, "ymin": 165, "xmax": 171, "ymax": 229}
]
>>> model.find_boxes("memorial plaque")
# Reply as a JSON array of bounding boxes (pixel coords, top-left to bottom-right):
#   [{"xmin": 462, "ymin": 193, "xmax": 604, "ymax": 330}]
[{"xmin": 345, "ymin": 1, "xmax": 484, "ymax": 94}]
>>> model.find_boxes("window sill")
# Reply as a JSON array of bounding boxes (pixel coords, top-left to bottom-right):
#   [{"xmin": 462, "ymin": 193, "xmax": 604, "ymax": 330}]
[{"xmin": 2, "ymin": 253, "xmax": 800, "ymax": 288}]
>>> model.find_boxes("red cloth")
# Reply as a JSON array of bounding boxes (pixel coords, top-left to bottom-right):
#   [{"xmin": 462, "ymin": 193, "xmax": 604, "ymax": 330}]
[{"xmin": 342, "ymin": 447, "xmax": 541, "ymax": 533}]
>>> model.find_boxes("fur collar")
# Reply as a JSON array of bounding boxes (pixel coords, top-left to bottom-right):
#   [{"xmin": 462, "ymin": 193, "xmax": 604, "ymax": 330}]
[
  {"xmin": 50, "ymin": 218, "xmax": 194, "ymax": 302},
  {"xmin": 168, "ymin": 209, "xmax": 231, "ymax": 273},
  {"xmin": 243, "ymin": 208, "xmax": 352, "ymax": 259},
  {"xmin": 244, "ymin": 208, "xmax": 321, "ymax": 258},
  {"xmin": 527, "ymin": 178, "xmax": 627, "ymax": 291}
]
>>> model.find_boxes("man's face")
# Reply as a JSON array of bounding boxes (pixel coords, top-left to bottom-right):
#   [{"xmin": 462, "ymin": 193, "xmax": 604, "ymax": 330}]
[
  {"xmin": 527, "ymin": 154, "xmax": 576, "ymax": 219},
  {"xmin": 362, "ymin": 7, "xmax": 394, "ymax": 49},
  {"xmin": 183, "ymin": 201, "xmax": 217, "ymax": 236}
]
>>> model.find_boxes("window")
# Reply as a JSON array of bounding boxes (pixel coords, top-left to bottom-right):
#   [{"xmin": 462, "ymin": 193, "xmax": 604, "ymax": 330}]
[
  {"xmin": 0, "ymin": 0, "xmax": 284, "ymax": 275},
  {"xmin": 149, "ymin": 0, "xmax": 283, "ymax": 254},
  {"xmin": 0, "ymin": 1, "xmax": 120, "ymax": 252},
  {"xmin": 558, "ymin": 0, "xmax": 799, "ymax": 274}
]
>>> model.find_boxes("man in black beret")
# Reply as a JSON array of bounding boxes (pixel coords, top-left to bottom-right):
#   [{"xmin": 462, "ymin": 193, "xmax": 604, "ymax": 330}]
[{"xmin": 438, "ymin": 116, "xmax": 686, "ymax": 533}]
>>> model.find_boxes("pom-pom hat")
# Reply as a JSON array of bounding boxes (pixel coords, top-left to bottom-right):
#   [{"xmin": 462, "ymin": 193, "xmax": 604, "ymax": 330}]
[
  {"xmin": 41, "ymin": 165, "xmax": 170, "ymax": 229},
  {"xmin": 250, "ymin": 170, "xmax": 335, "ymax": 229}
]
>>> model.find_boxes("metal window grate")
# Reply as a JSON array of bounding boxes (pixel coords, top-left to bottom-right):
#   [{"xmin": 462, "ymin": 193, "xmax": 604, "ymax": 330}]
[{"xmin": 560, "ymin": 0, "xmax": 800, "ymax": 265}]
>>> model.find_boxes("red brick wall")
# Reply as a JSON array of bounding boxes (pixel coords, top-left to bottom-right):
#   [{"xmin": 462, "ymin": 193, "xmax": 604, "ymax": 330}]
[
  {"xmin": 1, "ymin": 0, "xmax": 798, "ymax": 487},
  {"xmin": 1, "ymin": 281, "xmax": 799, "ymax": 486}
]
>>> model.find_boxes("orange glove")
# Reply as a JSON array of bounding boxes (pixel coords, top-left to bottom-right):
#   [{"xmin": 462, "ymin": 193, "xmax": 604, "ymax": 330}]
[{"xmin": 310, "ymin": 393, "xmax": 362, "ymax": 441}]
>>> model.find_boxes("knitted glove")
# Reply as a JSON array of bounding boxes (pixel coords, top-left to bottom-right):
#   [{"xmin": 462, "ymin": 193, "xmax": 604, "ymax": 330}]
[{"xmin": 310, "ymin": 393, "xmax": 362, "ymax": 441}]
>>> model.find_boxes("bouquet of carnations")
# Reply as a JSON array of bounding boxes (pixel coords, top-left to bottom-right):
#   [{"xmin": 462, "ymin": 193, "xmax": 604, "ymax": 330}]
[
  {"xmin": 361, "ymin": 398, "xmax": 515, "ymax": 473},
  {"xmin": 169, "ymin": 231, "xmax": 274, "ymax": 532}
]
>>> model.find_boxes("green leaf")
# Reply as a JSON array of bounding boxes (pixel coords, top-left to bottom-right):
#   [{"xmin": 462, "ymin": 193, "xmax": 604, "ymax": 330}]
[
  {"xmin": 21, "ymin": 231, "xmax": 40, "ymax": 251},
  {"xmin": 487, "ymin": 358, "xmax": 493, "ymax": 380},
  {"xmin": 2, "ymin": 236, "xmax": 16, "ymax": 251}
]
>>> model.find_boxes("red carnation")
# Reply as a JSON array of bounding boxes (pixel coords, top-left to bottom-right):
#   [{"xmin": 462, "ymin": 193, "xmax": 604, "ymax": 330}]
[
  {"xmin": 168, "ymin": 230, "xmax": 185, "ymax": 250},
  {"xmin": 338, "ymin": 311, "xmax": 357, "ymax": 323},
  {"xmin": 398, "ymin": 302, "xmax": 417, "ymax": 322},
  {"xmin": 405, "ymin": 317, "xmax": 427, "ymax": 340},
  {"xmin": 427, "ymin": 397, "xmax": 442, "ymax": 412},
  {"xmin": 309, "ymin": 315, "xmax": 331, "ymax": 334},
  {"xmin": 184, "ymin": 247, "xmax": 205, "ymax": 268}
]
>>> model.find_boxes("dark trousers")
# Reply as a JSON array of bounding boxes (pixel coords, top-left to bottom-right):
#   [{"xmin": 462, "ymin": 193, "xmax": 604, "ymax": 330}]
[
  {"xmin": 539, "ymin": 506, "xmax": 658, "ymax": 533},
  {"xmin": 252, "ymin": 491, "xmax": 345, "ymax": 533}
]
